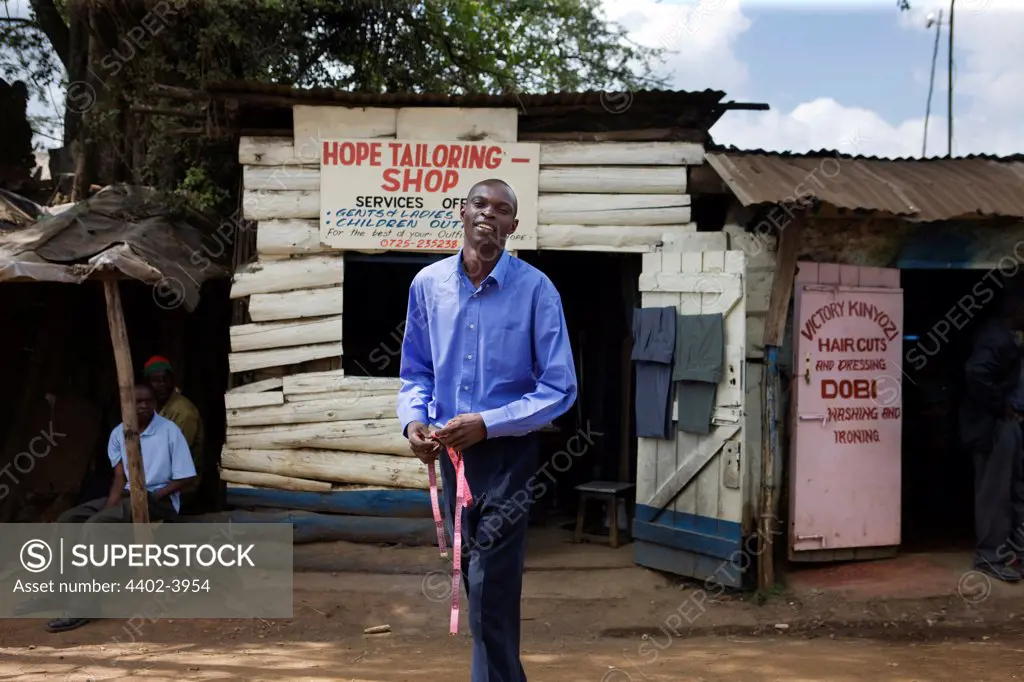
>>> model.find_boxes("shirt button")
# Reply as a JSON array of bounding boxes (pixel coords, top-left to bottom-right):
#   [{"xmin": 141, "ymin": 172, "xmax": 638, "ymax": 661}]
[
  {"xmin": 469, "ymin": 324, "xmax": 475, "ymax": 329},
  {"xmin": 463, "ymin": 385, "xmax": 469, "ymax": 391},
  {"xmin": 466, "ymin": 354, "xmax": 472, "ymax": 360}
]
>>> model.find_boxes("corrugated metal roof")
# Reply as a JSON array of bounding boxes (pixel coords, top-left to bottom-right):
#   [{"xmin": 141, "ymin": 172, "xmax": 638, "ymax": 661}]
[
  {"xmin": 203, "ymin": 80, "xmax": 742, "ymax": 111},
  {"xmin": 705, "ymin": 149, "xmax": 1024, "ymax": 222}
]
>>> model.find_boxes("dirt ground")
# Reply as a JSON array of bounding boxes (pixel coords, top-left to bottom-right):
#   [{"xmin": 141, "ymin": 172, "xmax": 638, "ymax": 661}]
[{"xmin": 3, "ymin": 568, "xmax": 1024, "ymax": 681}]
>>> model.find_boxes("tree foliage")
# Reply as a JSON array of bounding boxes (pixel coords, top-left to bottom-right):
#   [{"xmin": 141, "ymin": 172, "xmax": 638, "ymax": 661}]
[{"xmin": 2, "ymin": 0, "xmax": 666, "ymax": 155}]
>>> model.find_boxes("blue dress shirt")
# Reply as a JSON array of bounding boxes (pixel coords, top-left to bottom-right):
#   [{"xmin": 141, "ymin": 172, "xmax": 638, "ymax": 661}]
[{"xmin": 397, "ymin": 248, "xmax": 578, "ymax": 439}]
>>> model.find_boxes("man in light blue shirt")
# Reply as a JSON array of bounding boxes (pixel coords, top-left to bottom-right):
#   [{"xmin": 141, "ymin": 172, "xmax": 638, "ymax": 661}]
[
  {"xmin": 46, "ymin": 382, "xmax": 196, "ymax": 633},
  {"xmin": 397, "ymin": 178, "xmax": 577, "ymax": 682}
]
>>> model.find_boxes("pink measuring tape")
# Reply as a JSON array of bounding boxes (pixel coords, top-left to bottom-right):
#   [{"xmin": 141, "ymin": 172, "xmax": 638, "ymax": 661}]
[{"xmin": 427, "ymin": 434, "xmax": 472, "ymax": 635}]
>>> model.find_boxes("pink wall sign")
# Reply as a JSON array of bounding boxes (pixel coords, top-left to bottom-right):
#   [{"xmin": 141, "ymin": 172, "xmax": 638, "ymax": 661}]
[{"xmin": 790, "ymin": 266, "xmax": 904, "ymax": 555}]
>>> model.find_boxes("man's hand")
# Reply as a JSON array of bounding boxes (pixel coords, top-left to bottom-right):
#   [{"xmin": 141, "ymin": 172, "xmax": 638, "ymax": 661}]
[
  {"xmin": 434, "ymin": 414, "xmax": 487, "ymax": 451},
  {"xmin": 407, "ymin": 421, "xmax": 440, "ymax": 464}
]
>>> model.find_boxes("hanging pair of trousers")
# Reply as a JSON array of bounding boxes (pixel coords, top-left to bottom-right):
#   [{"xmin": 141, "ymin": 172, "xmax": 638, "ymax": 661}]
[
  {"xmin": 973, "ymin": 418, "xmax": 1024, "ymax": 566},
  {"xmin": 631, "ymin": 306, "xmax": 677, "ymax": 439},
  {"xmin": 440, "ymin": 434, "xmax": 538, "ymax": 682}
]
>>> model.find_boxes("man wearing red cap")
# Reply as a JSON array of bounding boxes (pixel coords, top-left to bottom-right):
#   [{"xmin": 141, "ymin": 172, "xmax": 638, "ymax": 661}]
[{"xmin": 144, "ymin": 355, "xmax": 204, "ymax": 506}]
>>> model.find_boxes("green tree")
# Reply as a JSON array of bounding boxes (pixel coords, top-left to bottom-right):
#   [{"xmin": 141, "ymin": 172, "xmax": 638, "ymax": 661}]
[{"xmin": 1, "ymin": 0, "xmax": 666, "ymax": 205}]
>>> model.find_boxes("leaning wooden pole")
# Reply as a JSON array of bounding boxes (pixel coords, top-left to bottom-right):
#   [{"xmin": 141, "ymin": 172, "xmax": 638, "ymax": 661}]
[
  {"xmin": 757, "ymin": 218, "xmax": 802, "ymax": 592},
  {"xmin": 103, "ymin": 280, "xmax": 150, "ymax": 523}
]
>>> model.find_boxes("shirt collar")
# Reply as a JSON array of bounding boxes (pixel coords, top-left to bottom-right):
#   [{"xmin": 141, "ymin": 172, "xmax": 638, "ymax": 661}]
[
  {"xmin": 140, "ymin": 414, "xmax": 163, "ymax": 437},
  {"xmin": 454, "ymin": 247, "xmax": 512, "ymax": 290}
]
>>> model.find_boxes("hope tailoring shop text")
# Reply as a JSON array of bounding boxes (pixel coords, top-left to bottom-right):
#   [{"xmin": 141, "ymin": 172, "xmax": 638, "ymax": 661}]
[{"xmin": 323, "ymin": 140, "xmax": 508, "ymax": 193}]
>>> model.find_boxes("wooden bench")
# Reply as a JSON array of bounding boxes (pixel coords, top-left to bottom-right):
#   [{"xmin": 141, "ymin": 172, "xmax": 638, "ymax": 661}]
[{"xmin": 572, "ymin": 481, "xmax": 635, "ymax": 549}]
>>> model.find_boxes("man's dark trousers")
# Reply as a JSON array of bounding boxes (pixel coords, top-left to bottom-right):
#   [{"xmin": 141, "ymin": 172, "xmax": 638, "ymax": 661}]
[
  {"xmin": 58, "ymin": 493, "xmax": 178, "ymax": 523},
  {"xmin": 440, "ymin": 434, "xmax": 537, "ymax": 682},
  {"xmin": 974, "ymin": 418, "xmax": 1024, "ymax": 566}
]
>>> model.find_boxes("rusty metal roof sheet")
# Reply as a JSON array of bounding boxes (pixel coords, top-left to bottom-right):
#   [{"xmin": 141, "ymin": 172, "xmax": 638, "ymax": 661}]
[
  {"xmin": 705, "ymin": 149, "xmax": 1024, "ymax": 222},
  {"xmin": 203, "ymin": 80, "xmax": 736, "ymax": 110}
]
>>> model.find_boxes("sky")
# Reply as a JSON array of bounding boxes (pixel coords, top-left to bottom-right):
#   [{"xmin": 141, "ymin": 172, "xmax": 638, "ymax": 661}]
[
  {"xmin": 603, "ymin": 0, "xmax": 1024, "ymax": 157},
  {"xmin": 9, "ymin": 0, "xmax": 1024, "ymax": 159}
]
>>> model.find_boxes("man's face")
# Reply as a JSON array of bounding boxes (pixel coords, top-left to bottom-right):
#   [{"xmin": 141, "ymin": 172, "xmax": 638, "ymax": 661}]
[
  {"xmin": 148, "ymin": 370, "xmax": 173, "ymax": 402},
  {"xmin": 135, "ymin": 386, "xmax": 157, "ymax": 422},
  {"xmin": 460, "ymin": 182, "xmax": 518, "ymax": 259}
]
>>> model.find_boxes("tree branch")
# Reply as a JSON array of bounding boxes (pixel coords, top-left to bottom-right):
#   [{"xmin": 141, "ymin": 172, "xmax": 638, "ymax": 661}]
[{"xmin": 28, "ymin": 0, "xmax": 70, "ymax": 70}]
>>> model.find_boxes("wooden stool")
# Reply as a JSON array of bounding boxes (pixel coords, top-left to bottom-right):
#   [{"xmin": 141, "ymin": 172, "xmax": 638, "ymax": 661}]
[{"xmin": 572, "ymin": 481, "xmax": 635, "ymax": 549}]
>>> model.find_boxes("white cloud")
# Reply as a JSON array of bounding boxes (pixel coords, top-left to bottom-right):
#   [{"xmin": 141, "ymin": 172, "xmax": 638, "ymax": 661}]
[{"xmin": 606, "ymin": 0, "xmax": 1024, "ymax": 157}]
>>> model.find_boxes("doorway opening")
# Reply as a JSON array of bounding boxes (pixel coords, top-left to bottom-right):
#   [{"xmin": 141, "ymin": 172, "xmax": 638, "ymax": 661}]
[
  {"xmin": 900, "ymin": 269, "xmax": 1001, "ymax": 551},
  {"xmin": 341, "ymin": 249, "xmax": 641, "ymax": 554},
  {"xmin": 517, "ymin": 250, "xmax": 640, "ymax": 540}
]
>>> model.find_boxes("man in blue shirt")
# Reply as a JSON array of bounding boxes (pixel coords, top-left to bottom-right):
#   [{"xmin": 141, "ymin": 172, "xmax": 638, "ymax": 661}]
[
  {"xmin": 45, "ymin": 382, "xmax": 196, "ymax": 633},
  {"xmin": 397, "ymin": 178, "xmax": 577, "ymax": 681}
]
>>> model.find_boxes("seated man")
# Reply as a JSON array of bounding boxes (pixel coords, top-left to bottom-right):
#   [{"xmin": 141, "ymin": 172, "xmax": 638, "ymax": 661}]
[
  {"xmin": 45, "ymin": 381, "xmax": 196, "ymax": 633},
  {"xmin": 144, "ymin": 355, "xmax": 204, "ymax": 507}
]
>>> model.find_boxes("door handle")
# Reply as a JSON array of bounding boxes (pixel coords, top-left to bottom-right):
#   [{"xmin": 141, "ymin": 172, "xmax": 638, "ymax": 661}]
[{"xmin": 798, "ymin": 413, "xmax": 828, "ymax": 426}]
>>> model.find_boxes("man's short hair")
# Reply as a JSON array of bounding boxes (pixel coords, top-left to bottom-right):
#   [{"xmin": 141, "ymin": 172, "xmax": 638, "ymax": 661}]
[{"xmin": 469, "ymin": 178, "xmax": 518, "ymax": 215}]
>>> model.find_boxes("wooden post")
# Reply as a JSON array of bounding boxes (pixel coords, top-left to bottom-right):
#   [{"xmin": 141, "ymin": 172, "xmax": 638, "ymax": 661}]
[
  {"xmin": 103, "ymin": 280, "xmax": 150, "ymax": 523},
  {"xmin": 757, "ymin": 218, "xmax": 803, "ymax": 592}
]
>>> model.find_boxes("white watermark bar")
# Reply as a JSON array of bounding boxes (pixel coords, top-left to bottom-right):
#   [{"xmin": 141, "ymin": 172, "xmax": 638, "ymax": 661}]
[{"xmin": 0, "ymin": 523, "xmax": 292, "ymax": 618}]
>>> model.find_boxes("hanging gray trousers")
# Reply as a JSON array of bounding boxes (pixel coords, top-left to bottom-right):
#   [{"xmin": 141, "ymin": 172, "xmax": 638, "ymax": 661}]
[
  {"xmin": 632, "ymin": 306, "xmax": 677, "ymax": 440},
  {"xmin": 673, "ymin": 313, "xmax": 724, "ymax": 435}
]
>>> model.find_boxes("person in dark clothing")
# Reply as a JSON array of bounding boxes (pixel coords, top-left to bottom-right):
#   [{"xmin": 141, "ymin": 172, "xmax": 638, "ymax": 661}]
[{"xmin": 961, "ymin": 297, "xmax": 1024, "ymax": 581}]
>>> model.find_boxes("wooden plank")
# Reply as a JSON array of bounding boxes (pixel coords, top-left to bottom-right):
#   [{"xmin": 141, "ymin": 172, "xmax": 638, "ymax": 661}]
[
  {"xmin": 395, "ymin": 107, "xmax": 518, "ymax": 142},
  {"xmin": 746, "ymin": 316, "xmax": 766, "ymax": 359},
  {"xmin": 102, "ymin": 281, "xmax": 149, "ymax": 524},
  {"xmin": 243, "ymin": 190, "xmax": 318, "ymax": 220},
  {"xmin": 230, "ymin": 316, "xmax": 343, "ymax": 353},
  {"xmin": 248, "ymin": 189, "xmax": 690, "ymax": 224},
  {"xmin": 220, "ymin": 468, "xmax": 333, "ymax": 492},
  {"xmin": 539, "ymin": 194, "xmax": 690, "ymax": 226},
  {"xmin": 539, "ymin": 142, "xmax": 704, "ymax": 166},
  {"xmin": 662, "ymin": 231, "xmax": 728, "ymax": 253},
  {"xmin": 190, "ymin": 509, "xmax": 436, "ymax": 546},
  {"xmin": 239, "ymin": 136, "xmax": 305, "ymax": 166},
  {"xmin": 764, "ymin": 221, "xmax": 801, "ymax": 349},
  {"xmin": 283, "ymin": 371, "xmax": 401, "ymax": 396},
  {"xmin": 242, "ymin": 164, "xmax": 318, "ymax": 192},
  {"xmin": 759, "ymin": 221, "xmax": 802, "ymax": 591},
  {"xmin": 248, "ymin": 286, "xmax": 343, "ymax": 322},
  {"xmin": 635, "ymin": 256, "xmax": 665, "ymax": 529},
  {"xmin": 539, "ymin": 167, "xmax": 687, "ymax": 194},
  {"xmin": 224, "ymin": 392, "xmax": 285, "ymax": 409},
  {"xmin": 286, "ymin": 387, "xmax": 397, "ymax": 403},
  {"xmin": 639, "ymin": 252, "xmax": 687, "ymax": 528},
  {"xmin": 537, "ymin": 224, "xmax": 694, "ymax": 252},
  {"xmin": 226, "ymin": 420, "xmax": 409, "ymax": 456},
  {"xmin": 645, "ymin": 426, "xmax": 740, "ymax": 512},
  {"xmin": 256, "ymin": 219, "xmax": 327, "ymax": 257},
  {"xmin": 226, "ymin": 394, "xmax": 395, "ymax": 427},
  {"xmin": 232, "ymin": 255, "xmax": 343, "ymax": 298},
  {"xmin": 673, "ymin": 251, "xmax": 702, "ymax": 523},
  {"xmin": 226, "ymin": 377, "xmax": 284, "ymax": 394},
  {"xmin": 638, "ymin": 272, "xmax": 742, "ymax": 301},
  {"xmin": 293, "ymin": 105, "xmax": 398, "ymax": 141},
  {"xmin": 745, "ymin": 361, "xmax": 764, "ymax": 533},
  {"xmin": 521, "ymin": 128, "xmax": 701, "ymax": 143},
  {"xmin": 226, "ymin": 486, "xmax": 431, "ymax": 518},
  {"xmin": 229, "ymin": 342, "xmax": 343, "ymax": 374},
  {"xmin": 221, "ymin": 448, "xmax": 427, "ymax": 489}
]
